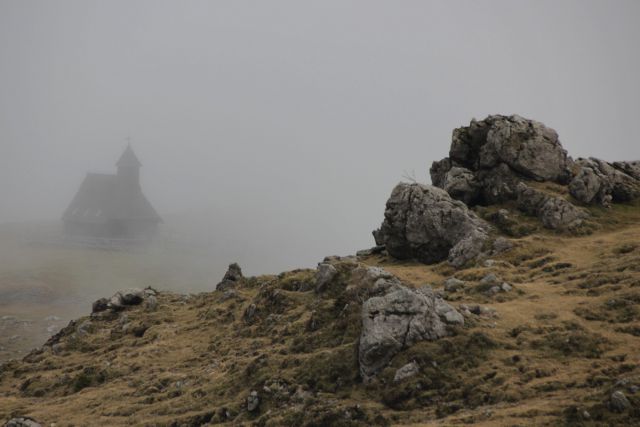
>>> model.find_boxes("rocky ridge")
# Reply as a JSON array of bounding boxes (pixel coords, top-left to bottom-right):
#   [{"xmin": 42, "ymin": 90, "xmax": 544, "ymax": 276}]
[{"xmin": 375, "ymin": 114, "xmax": 640, "ymax": 267}]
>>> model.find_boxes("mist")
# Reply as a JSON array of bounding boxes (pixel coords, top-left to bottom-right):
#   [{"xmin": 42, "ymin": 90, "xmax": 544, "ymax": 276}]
[{"xmin": 1, "ymin": 0, "xmax": 640, "ymax": 279}]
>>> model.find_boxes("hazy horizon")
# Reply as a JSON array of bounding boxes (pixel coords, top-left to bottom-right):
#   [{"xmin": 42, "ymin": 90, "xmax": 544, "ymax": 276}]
[{"xmin": 2, "ymin": 0, "xmax": 640, "ymax": 273}]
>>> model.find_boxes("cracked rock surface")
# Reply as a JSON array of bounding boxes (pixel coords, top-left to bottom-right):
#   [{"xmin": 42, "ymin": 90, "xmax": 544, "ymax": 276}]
[
  {"xmin": 430, "ymin": 115, "xmax": 573, "ymax": 206},
  {"xmin": 373, "ymin": 183, "xmax": 492, "ymax": 267},
  {"xmin": 358, "ymin": 283, "xmax": 463, "ymax": 380}
]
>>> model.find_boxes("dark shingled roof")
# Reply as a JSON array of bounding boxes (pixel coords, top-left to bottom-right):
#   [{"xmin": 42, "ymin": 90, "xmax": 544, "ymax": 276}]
[{"xmin": 62, "ymin": 173, "xmax": 161, "ymax": 224}]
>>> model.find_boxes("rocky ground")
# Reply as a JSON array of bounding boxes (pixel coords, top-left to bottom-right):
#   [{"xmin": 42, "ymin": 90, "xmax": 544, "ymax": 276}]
[{"xmin": 1, "ymin": 115, "xmax": 640, "ymax": 426}]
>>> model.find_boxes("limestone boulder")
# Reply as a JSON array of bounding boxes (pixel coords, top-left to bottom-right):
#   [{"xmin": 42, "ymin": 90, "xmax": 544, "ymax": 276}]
[
  {"xmin": 358, "ymin": 284, "xmax": 463, "ymax": 380},
  {"xmin": 374, "ymin": 183, "xmax": 491, "ymax": 267}
]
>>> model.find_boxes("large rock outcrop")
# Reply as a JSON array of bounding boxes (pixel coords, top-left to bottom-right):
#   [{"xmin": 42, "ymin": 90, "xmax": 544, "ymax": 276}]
[
  {"xmin": 431, "ymin": 114, "xmax": 573, "ymax": 206},
  {"xmin": 431, "ymin": 114, "xmax": 640, "ymax": 218},
  {"xmin": 358, "ymin": 283, "xmax": 463, "ymax": 380},
  {"xmin": 373, "ymin": 183, "xmax": 491, "ymax": 267}
]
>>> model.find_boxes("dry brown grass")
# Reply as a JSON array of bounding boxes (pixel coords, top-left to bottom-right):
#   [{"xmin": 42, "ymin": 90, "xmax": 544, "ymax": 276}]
[{"xmin": 1, "ymin": 205, "xmax": 639, "ymax": 426}]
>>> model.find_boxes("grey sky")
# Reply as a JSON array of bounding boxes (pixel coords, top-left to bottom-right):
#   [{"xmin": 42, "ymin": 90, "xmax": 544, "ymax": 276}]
[{"xmin": 1, "ymin": 1, "xmax": 639, "ymax": 273}]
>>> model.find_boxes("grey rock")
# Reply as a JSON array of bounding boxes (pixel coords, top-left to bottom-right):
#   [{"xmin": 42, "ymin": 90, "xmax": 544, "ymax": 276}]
[
  {"xmin": 144, "ymin": 295, "xmax": 158, "ymax": 311},
  {"xmin": 434, "ymin": 298, "xmax": 465, "ymax": 324},
  {"xmin": 492, "ymin": 237, "xmax": 514, "ymax": 254},
  {"xmin": 243, "ymin": 303, "xmax": 257, "ymax": 324},
  {"xmin": 516, "ymin": 183, "xmax": 587, "ymax": 230},
  {"xmin": 431, "ymin": 115, "xmax": 572, "ymax": 205},
  {"xmin": 569, "ymin": 158, "xmax": 640, "ymax": 205},
  {"xmin": 247, "ymin": 390, "xmax": 260, "ymax": 412},
  {"xmin": 441, "ymin": 166, "xmax": 481, "ymax": 205},
  {"xmin": 76, "ymin": 320, "xmax": 92, "ymax": 337},
  {"xmin": 462, "ymin": 304, "xmax": 498, "ymax": 317},
  {"xmin": 216, "ymin": 263, "xmax": 243, "ymax": 291},
  {"xmin": 108, "ymin": 288, "xmax": 146, "ymax": 310},
  {"xmin": 612, "ymin": 160, "xmax": 640, "ymax": 180},
  {"xmin": 51, "ymin": 343, "xmax": 64, "ymax": 354},
  {"xmin": 374, "ymin": 183, "xmax": 491, "ymax": 267},
  {"xmin": 480, "ymin": 273, "xmax": 501, "ymax": 287},
  {"xmin": 291, "ymin": 386, "xmax": 313, "ymax": 403},
  {"xmin": 92, "ymin": 298, "xmax": 109, "ymax": 313},
  {"xmin": 480, "ymin": 115, "xmax": 571, "ymax": 182},
  {"xmin": 119, "ymin": 288, "xmax": 146, "ymax": 305},
  {"xmin": 444, "ymin": 277, "xmax": 465, "ymax": 293},
  {"xmin": 358, "ymin": 283, "xmax": 463, "ymax": 380},
  {"xmin": 500, "ymin": 283, "xmax": 513, "ymax": 292},
  {"xmin": 539, "ymin": 196, "xmax": 587, "ymax": 230},
  {"xmin": 4, "ymin": 418, "xmax": 42, "ymax": 427},
  {"xmin": 315, "ymin": 263, "xmax": 338, "ymax": 293},
  {"xmin": 475, "ymin": 162, "xmax": 523, "ymax": 204},
  {"xmin": 393, "ymin": 361, "xmax": 419, "ymax": 383},
  {"xmin": 610, "ymin": 390, "xmax": 631, "ymax": 412},
  {"xmin": 356, "ymin": 245, "xmax": 385, "ymax": 257}
]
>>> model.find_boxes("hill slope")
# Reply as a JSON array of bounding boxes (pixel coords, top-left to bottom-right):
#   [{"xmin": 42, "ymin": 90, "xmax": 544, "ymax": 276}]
[{"xmin": 1, "ymin": 202, "xmax": 639, "ymax": 426}]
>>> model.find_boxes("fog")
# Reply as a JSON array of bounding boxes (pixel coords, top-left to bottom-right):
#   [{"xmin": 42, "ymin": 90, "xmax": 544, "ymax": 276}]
[{"xmin": 1, "ymin": 0, "xmax": 640, "ymax": 277}]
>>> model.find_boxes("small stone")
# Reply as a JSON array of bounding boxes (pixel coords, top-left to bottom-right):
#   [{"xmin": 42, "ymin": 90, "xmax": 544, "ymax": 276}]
[
  {"xmin": 247, "ymin": 390, "xmax": 260, "ymax": 412},
  {"xmin": 356, "ymin": 245, "xmax": 385, "ymax": 257},
  {"xmin": 4, "ymin": 418, "xmax": 42, "ymax": 427},
  {"xmin": 487, "ymin": 286, "xmax": 501, "ymax": 296},
  {"xmin": 444, "ymin": 278, "xmax": 465, "ymax": 293},
  {"xmin": 500, "ymin": 283, "xmax": 513, "ymax": 292},
  {"xmin": 610, "ymin": 390, "xmax": 631, "ymax": 412},
  {"xmin": 480, "ymin": 273, "xmax": 501, "ymax": 287},
  {"xmin": 469, "ymin": 305, "xmax": 482, "ymax": 315},
  {"xmin": 483, "ymin": 259, "xmax": 496, "ymax": 267},
  {"xmin": 76, "ymin": 320, "xmax": 92, "ymax": 337},
  {"xmin": 292, "ymin": 386, "xmax": 312, "ymax": 403},
  {"xmin": 92, "ymin": 298, "xmax": 109, "ymax": 313},
  {"xmin": 144, "ymin": 295, "xmax": 158, "ymax": 311},
  {"xmin": 493, "ymin": 237, "xmax": 514, "ymax": 254},
  {"xmin": 393, "ymin": 362, "xmax": 419, "ymax": 383}
]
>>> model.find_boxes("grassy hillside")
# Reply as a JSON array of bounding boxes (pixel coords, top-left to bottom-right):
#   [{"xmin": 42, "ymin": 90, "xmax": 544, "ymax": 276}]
[{"xmin": 1, "ymin": 203, "xmax": 639, "ymax": 426}]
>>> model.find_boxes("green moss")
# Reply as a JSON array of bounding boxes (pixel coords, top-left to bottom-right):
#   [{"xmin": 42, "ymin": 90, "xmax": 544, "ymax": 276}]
[
  {"xmin": 72, "ymin": 366, "xmax": 107, "ymax": 393},
  {"xmin": 376, "ymin": 332, "xmax": 497, "ymax": 410},
  {"xmin": 534, "ymin": 330, "xmax": 608, "ymax": 359},
  {"xmin": 294, "ymin": 345, "xmax": 359, "ymax": 393}
]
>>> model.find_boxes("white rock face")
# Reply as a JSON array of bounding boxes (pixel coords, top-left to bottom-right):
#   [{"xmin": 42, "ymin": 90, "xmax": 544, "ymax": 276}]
[{"xmin": 358, "ymin": 283, "xmax": 463, "ymax": 380}]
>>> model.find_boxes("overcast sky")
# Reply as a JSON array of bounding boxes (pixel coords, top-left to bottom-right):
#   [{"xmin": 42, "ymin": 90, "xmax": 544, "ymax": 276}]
[{"xmin": 1, "ymin": 1, "xmax": 639, "ymax": 272}]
